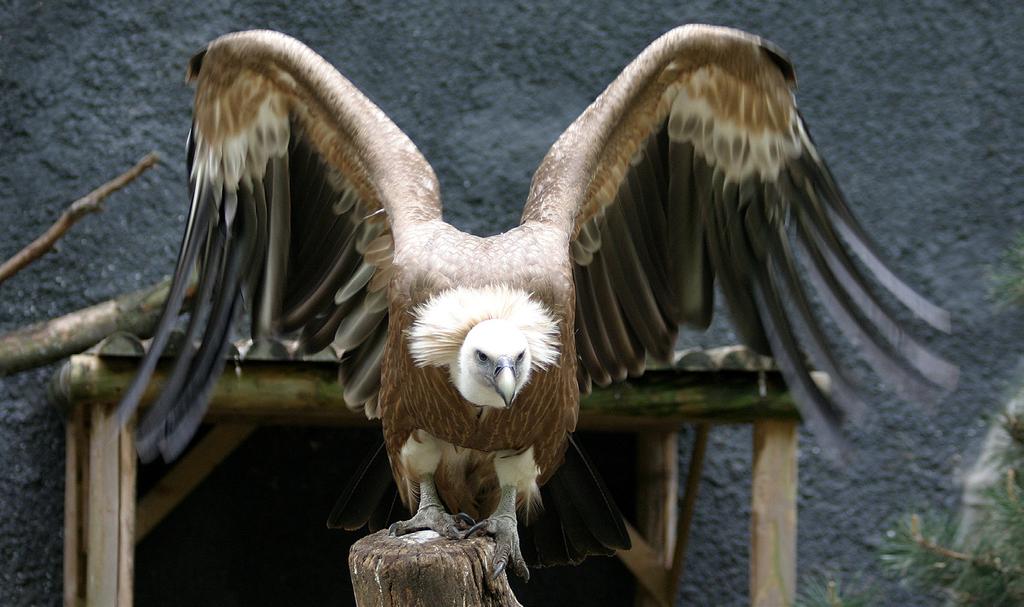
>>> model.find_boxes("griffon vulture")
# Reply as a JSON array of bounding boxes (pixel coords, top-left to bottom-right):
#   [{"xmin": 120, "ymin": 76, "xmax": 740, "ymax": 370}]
[{"xmin": 115, "ymin": 25, "xmax": 956, "ymax": 579}]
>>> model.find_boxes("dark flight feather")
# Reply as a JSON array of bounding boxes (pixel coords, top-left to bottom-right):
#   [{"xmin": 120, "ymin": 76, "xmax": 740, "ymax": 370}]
[
  {"xmin": 543, "ymin": 28, "xmax": 957, "ymax": 456},
  {"xmin": 327, "ymin": 441, "xmax": 395, "ymax": 531}
]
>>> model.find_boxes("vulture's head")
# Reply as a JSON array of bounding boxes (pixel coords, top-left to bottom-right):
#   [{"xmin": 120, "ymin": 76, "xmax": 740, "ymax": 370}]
[
  {"xmin": 457, "ymin": 319, "xmax": 531, "ymax": 409},
  {"xmin": 408, "ymin": 286, "xmax": 560, "ymax": 410}
]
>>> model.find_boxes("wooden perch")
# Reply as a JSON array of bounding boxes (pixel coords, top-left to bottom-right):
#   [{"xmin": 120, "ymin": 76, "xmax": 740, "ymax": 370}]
[
  {"xmin": 0, "ymin": 152, "xmax": 159, "ymax": 285},
  {"xmin": 349, "ymin": 530, "xmax": 521, "ymax": 607},
  {"xmin": 53, "ymin": 353, "xmax": 802, "ymax": 429},
  {"xmin": 0, "ymin": 278, "xmax": 172, "ymax": 376}
]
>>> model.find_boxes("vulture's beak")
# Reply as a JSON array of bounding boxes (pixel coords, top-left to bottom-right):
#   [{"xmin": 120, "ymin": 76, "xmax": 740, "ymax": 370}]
[{"xmin": 494, "ymin": 357, "xmax": 517, "ymax": 408}]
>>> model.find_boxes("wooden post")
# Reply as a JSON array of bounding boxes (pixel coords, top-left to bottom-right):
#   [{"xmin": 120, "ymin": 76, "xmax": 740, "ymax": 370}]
[
  {"xmin": 348, "ymin": 530, "xmax": 521, "ymax": 607},
  {"xmin": 86, "ymin": 405, "xmax": 120, "ymax": 605},
  {"xmin": 750, "ymin": 420, "xmax": 797, "ymax": 607},
  {"xmin": 117, "ymin": 417, "xmax": 136, "ymax": 606},
  {"xmin": 64, "ymin": 405, "xmax": 87, "ymax": 607},
  {"xmin": 80, "ymin": 405, "xmax": 136, "ymax": 606}
]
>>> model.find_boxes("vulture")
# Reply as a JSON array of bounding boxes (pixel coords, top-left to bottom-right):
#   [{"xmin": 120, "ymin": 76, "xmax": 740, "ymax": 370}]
[{"xmin": 115, "ymin": 25, "xmax": 957, "ymax": 579}]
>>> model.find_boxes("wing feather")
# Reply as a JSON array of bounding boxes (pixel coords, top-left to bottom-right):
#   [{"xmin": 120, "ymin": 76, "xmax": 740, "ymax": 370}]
[
  {"xmin": 115, "ymin": 174, "xmax": 217, "ymax": 431},
  {"xmin": 599, "ymin": 198, "xmax": 676, "ymax": 359},
  {"xmin": 571, "ymin": 273, "xmax": 606, "ymax": 391},
  {"xmin": 589, "ymin": 248, "xmax": 645, "ymax": 377},
  {"xmin": 747, "ymin": 198, "xmax": 867, "ymax": 417},
  {"xmin": 520, "ymin": 24, "xmax": 956, "ymax": 450},
  {"xmin": 573, "ymin": 262, "xmax": 624, "ymax": 383},
  {"xmin": 666, "ymin": 140, "xmax": 715, "ymax": 328},
  {"xmin": 117, "ymin": 30, "xmax": 441, "ymax": 459},
  {"xmin": 139, "ymin": 189, "xmax": 249, "ymax": 461},
  {"xmin": 707, "ymin": 168, "xmax": 772, "ymax": 353},
  {"xmin": 795, "ymin": 137, "xmax": 951, "ymax": 332}
]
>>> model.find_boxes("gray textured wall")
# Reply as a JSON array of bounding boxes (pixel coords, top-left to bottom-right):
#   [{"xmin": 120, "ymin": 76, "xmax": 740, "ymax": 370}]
[{"xmin": 2, "ymin": 1, "xmax": 1023, "ymax": 605}]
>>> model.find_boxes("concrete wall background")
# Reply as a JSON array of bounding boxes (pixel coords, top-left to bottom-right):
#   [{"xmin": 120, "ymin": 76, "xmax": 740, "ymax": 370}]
[{"xmin": 2, "ymin": 1, "xmax": 1022, "ymax": 605}]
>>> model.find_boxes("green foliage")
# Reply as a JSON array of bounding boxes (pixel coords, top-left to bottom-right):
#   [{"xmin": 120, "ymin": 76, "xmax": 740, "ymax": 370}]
[
  {"xmin": 998, "ymin": 413, "xmax": 1024, "ymax": 468},
  {"xmin": 880, "ymin": 414, "xmax": 1024, "ymax": 605},
  {"xmin": 875, "ymin": 234, "xmax": 1024, "ymax": 603},
  {"xmin": 991, "ymin": 233, "xmax": 1024, "ymax": 308}
]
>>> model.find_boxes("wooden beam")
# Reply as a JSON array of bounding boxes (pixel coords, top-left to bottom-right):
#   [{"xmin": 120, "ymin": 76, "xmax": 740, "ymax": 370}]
[
  {"xmin": 634, "ymin": 431, "xmax": 678, "ymax": 607},
  {"xmin": 750, "ymin": 420, "xmax": 797, "ymax": 607},
  {"xmin": 669, "ymin": 423, "xmax": 709, "ymax": 598},
  {"xmin": 618, "ymin": 522, "xmax": 670, "ymax": 607},
  {"xmin": 136, "ymin": 423, "xmax": 256, "ymax": 542},
  {"xmin": 55, "ymin": 355, "xmax": 800, "ymax": 427},
  {"xmin": 582, "ymin": 370, "xmax": 798, "ymax": 423},
  {"xmin": 55, "ymin": 356, "xmax": 356, "ymax": 419}
]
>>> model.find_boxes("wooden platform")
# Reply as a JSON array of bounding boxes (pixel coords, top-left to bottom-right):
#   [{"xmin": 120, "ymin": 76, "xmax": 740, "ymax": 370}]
[{"xmin": 54, "ymin": 338, "xmax": 804, "ymax": 607}]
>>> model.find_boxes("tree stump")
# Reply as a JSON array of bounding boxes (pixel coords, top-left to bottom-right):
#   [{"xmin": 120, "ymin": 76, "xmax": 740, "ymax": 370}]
[{"xmin": 348, "ymin": 530, "xmax": 522, "ymax": 607}]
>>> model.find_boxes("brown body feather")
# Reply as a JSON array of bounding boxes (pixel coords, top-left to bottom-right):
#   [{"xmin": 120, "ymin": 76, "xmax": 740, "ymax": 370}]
[{"xmin": 380, "ymin": 222, "xmax": 577, "ymax": 514}]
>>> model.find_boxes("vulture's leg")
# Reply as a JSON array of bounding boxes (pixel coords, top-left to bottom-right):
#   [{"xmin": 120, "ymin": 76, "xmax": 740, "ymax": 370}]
[
  {"xmin": 464, "ymin": 484, "xmax": 528, "ymax": 580},
  {"xmin": 464, "ymin": 449, "xmax": 535, "ymax": 580},
  {"xmin": 389, "ymin": 432, "xmax": 472, "ymax": 539}
]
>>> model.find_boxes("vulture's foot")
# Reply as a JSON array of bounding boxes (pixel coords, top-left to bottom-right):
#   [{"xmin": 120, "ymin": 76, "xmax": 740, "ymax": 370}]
[
  {"xmin": 464, "ymin": 485, "xmax": 529, "ymax": 581},
  {"xmin": 388, "ymin": 473, "xmax": 468, "ymax": 540},
  {"xmin": 388, "ymin": 507, "xmax": 466, "ymax": 539}
]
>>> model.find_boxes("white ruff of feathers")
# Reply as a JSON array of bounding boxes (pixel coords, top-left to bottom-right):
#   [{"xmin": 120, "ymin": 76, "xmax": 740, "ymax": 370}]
[{"xmin": 407, "ymin": 286, "xmax": 560, "ymax": 371}]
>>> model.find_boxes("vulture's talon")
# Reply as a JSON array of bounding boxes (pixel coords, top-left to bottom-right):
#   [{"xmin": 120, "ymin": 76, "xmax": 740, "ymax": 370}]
[
  {"xmin": 464, "ymin": 514, "xmax": 529, "ymax": 581},
  {"xmin": 454, "ymin": 512, "xmax": 476, "ymax": 530},
  {"xmin": 463, "ymin": 520, "xmax": 489, "ymax": 539},
  {"xmin": 491, "ymin": 556, "xmax": 508, "ymax": 580}
]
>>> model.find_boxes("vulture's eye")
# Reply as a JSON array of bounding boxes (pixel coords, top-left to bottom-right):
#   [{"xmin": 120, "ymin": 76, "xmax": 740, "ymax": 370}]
[
  {"xmin": 476, "ymin": 350, "xmax": 488, "ymax": 363},
  {"xmin": 516, "ymin": 351, "xmax": 525, "ymax": 364}
]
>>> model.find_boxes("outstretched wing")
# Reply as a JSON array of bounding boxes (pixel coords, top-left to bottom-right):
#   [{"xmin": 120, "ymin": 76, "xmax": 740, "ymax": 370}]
[
  {"xmin": 521, "ymin": 24, "xmax": 956, "ymax": 451},
  {"xmin": 117, "ymin": 30, "xmax": 442, "ymax": 461}
]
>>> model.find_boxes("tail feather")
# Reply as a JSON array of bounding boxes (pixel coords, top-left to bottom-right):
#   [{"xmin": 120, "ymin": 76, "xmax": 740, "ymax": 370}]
[
  {"xmin": 368, "ymin": 485, "xmax": 404, "ymax": 533},
  {"xmin": 329, "ymin": 436, "xmax": 628, "ymax": 570},
  {"xmin": 327, "ymin": 440, "xmax": 396, "ymax": 530},
  {"xmin": 545, "ymin": 472, "xmax": 607, "ymax": 561},
  {"xmin": 520, "ymin": 487, "xmax": 572, "ymax": 567},
  {"xmin": 520, "ymin": 435, "xmax": 630, "ymax": 567}
]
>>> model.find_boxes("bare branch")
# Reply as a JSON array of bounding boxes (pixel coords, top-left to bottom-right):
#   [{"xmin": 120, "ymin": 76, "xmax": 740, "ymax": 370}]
[
  {"xmin": 0, "ymin": 278, "xmax": 172, "ymax": 376},
  {"xmin": 0, "ymin": 152, "xmax": 159, "ymax": 285}
]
